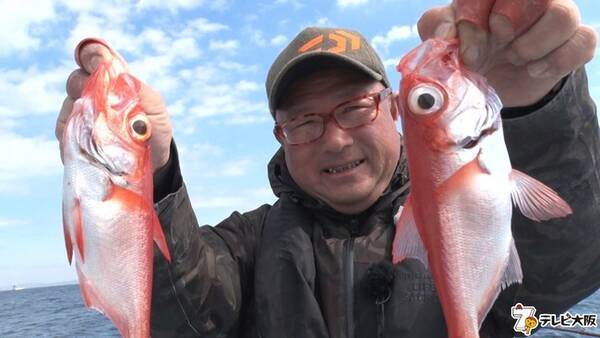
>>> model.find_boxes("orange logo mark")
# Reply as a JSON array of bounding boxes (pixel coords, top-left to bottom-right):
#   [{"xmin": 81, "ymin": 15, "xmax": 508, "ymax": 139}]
[
  {"xmin": 298, "ymin": 30, "xmax": 361, "ymax": 54},
  {"xmin": 298, "ymin": 34, "xmax": 324, "ymax": 53}
]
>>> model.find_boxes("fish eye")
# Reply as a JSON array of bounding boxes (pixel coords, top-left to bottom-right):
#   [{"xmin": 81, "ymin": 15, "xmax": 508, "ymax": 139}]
[
  {"xmin": 129, "ymin": 114, "xmax": 151, "ymax": 142},
  {"xmin": 407, "ymin": 84, "xmax": 444, "ymax": 115}
]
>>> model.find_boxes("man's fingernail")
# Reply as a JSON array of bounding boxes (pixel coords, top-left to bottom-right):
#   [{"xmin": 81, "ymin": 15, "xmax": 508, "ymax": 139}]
[
  {"xmin": 489, "ymin": 14, "xmax": 514, "ymax": 42},
  {"xmin": 527, "ymin": 61, "xmax": 550, "ymax": 78},
  {"xmin": 89, "ymin": 56, "xmax": 102, "ymax": 71},
  {"xmin": 461, "ymin": 45, "xmax": 479, "ymax": 66},
  {"xmin": 434, "ymin": 23, "xmax": 453, "ymax": 39}
]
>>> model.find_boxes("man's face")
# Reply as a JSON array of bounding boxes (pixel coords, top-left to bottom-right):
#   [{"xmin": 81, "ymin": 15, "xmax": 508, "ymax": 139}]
[{"xmin": 275, "ymin": 68, "xmax": 401, "ymax": 214}]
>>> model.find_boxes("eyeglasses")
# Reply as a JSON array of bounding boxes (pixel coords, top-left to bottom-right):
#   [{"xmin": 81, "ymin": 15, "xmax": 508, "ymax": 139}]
[{"xmin": 274, "ymin": 87, "xmax": 392, "ymax": 145}]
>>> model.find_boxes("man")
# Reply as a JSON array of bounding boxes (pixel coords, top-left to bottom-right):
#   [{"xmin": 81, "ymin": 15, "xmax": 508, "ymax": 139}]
[{"xmin": 56, "ymin": 0, "xmax": 599, "ymax": 337}]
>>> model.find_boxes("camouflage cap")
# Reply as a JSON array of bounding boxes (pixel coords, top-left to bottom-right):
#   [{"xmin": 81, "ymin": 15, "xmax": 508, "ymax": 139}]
[{"xmin": 266, "ymin": 26, "xmax": 390, "ymax": 117}]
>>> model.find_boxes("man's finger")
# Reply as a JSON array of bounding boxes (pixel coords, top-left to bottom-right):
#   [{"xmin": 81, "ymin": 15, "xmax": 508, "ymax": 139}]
[
  {"xmin": 56, "ymin": 96, "xmax": 75, "ymax": 142},
  {"xmin": 76, "ymin": 41, "xmax": 112, "ymax": 74},
  {"xmin": 453, "ymin": 0, "xmax": 494, "ymax": 31},
  {"xmin": 506, "ymin": 0, "xmax": 580, "ymax": 65},
  {"xmin": 526, "ymin": 25, "xmax": 597, "ymax": 79},
  {"xmin": 457, "ymin": 21, "xmax": 489, "ymax": 70},
  {"xmin": 491, "ymin": 0, "xmax": 551, "ymax": 37},
  {"xmin": 417, "ymin": 6, "xmax": 457, "ymax": 40},
  {"xmin": 66, "ymin": 69, "xmax": 89, "ymax": 99}
]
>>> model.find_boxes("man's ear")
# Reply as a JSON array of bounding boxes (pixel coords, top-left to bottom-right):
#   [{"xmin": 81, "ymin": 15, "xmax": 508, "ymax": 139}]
[{"xmin": 273, "ymin": 127, "xmax": 284, "ymax": 145}]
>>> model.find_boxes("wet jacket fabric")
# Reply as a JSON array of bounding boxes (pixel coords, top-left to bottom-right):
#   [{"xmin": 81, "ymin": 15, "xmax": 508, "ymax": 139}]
[{"xmin": 150, "ymin": 68, "xmax": 600, "ymax": 338}]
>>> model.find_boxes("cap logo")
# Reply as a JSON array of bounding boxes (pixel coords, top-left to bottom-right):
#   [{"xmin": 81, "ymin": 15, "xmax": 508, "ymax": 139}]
[{"xmin": 298, "ymin": 30, "xmax": 361, "ymax": 54}]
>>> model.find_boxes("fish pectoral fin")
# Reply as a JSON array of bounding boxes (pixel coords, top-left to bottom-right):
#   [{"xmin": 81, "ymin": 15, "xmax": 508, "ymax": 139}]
[
  {"xmin": 509, "ymin": 169, "xmax": 573, "ymax": 222},
  {"xmin": 392, "ymin": 195, "xmax": 429, "ymax": 268},
  {"xmin": 62, "ymin": 201, "xmax": 74, "ymax": 265},
  {"xmin": 501, "ymin": 239, "xmax": 523, "ymax": 290},
  {"xmin": 74, "ymin": 198, "xmax": 85, "ymax": 263},
  {"xmin": 152, "ymin": 212, "xmax": 172, "ymax": 262}
]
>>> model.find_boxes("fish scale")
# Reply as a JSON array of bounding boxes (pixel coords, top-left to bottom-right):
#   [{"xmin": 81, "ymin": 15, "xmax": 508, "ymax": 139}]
[
  {"xmin": 61, "ymin": 38, "xmax": 171, "ymax": 338},
  {"xmin": 392, "ymin": 38, "xmax": 572, "ymax": 338}
]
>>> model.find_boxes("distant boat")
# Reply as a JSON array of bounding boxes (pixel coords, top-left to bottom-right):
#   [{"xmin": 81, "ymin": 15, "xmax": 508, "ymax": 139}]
[{"xmin": 12, "ymin": 285, "xmax": 24, "ymax": 291}]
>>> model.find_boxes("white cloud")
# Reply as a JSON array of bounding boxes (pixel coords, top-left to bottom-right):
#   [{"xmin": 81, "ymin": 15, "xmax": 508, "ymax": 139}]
[
  {"xmin": 305, "ymin": 17, "xmax": 333, "ymax": 28},
  {"xmin": 0, "ymin": 0, "xmax": 56, "ymax": 56},
  {"xmin": 66, "ymin": 13, "xmax": 142, "ymax": 56},
  {"xmin": 250, "ymin": 29, "xmax": 267, "ymax": 47},
  {"xmin": 271, "ymin": 34, "xmax": 287, "ymax": 46},
  {"xmin": 209, "ymin": 39, "xmax": 240, "ymax": 52},
  {"xmin": 0, "ymin": 219, "xmax": 31, "ymax": 227},
  {"xmin": 135, "ymin": 0, "xmax": 204, "ymax": 12},
  {"xmin": 372, "ymin": 24, "xmax": 419, "ymax": 53},
  {"xmin": 221, "ymin": 159, "xmax": 252, "ymax": 176},
  {"xmin": 336, "ymin": 0, "xmax": 369, "ymax": 8},
  {"xmin": 383, "ymin": 57, "xmax": 401, "ymax": 70},
  {"xmin": 236, "ymin": 80, "xmax": 261, "ymax": 92},
  {"xmin": 0, "ymin": 132, "xmax": 62, "ymax": 194},
  {"xmin": 0, "ymin": 65, "xmax": 70, "ymax": 117},
  {"xmin": 274, "ymin": 0, "xmax": 303, "ymax": 10},
  {"xmin": 181, "ymin": 18, "xmax": 229, "ymax": 36}
]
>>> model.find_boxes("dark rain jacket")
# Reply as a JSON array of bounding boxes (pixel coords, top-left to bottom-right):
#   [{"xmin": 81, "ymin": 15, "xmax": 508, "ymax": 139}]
[{"xmin": 149, "ymin": 68, "xmax": 600, "ymax": 338}]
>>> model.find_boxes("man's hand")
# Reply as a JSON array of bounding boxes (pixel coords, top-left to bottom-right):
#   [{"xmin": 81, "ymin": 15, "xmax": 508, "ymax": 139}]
[
  {"xmin": 418, "ymin": 0, "xmax": 597, "ymax": 108},
  {"xmin": 55, "ymin": 41, "xmax": 173, "ymax": 172}
]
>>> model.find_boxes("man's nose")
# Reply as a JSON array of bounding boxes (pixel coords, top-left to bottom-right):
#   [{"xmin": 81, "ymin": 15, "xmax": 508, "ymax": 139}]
[{"xmin": 319, "ymin": 120, "xmax": 354, "ymax": 152}]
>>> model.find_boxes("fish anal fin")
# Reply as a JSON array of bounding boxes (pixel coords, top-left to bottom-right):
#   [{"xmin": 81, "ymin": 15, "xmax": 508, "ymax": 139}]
[
  {"xmin": 392, "ymin": 195, "xmax": 429, "ymax": 268},
  {"xmin": 74, "ymin": 199, "xmax": 85, "ymax": 263},
  {"xmin": 501, "ymin": 239, "xmax": 523, "ymax": 290},
  {"xmin": 62, "ymin": 203, "xmax": 73, "ymax": 265},
  {"xmin": 510, "ymin": 169, "xmax": 573, "ymax": 222},
  {"xmin": 153, "ymin": 212, "xmax": 171, "ymax": 262},
  {"xmin": 76, "ymin": 267, "xmax": 132, "ymax": 338},
  {"xmin": 477, "ymin": 240, "xmax": 524, "ymax": 326}
]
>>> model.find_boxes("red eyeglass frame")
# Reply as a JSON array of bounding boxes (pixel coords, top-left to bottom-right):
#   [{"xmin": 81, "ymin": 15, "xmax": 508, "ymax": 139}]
[{"xmin": 274, "ymin": 87, "xmax": 393, "ymax": 145}]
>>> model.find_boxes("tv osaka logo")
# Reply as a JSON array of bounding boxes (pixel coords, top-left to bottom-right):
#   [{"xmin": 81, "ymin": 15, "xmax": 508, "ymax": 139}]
[{"xmin": 511, "ymin": 302, "xmax": 598, "ymax": 336}]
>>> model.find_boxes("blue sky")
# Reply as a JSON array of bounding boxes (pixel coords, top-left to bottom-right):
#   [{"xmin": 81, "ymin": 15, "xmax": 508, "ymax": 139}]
[{"xmin": 0, "ymin": 0, "xmax": 599, "ymax": 289}]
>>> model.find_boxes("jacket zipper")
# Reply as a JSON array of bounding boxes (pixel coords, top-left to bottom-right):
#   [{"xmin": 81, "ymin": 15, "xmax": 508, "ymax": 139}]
[
  {"xmin": 343, "ymin": 238, "xmax": 355, "ymax": 338},
  {"xmin": 344, "ymin": 218, "xmax": 358, "ymax": 338}
]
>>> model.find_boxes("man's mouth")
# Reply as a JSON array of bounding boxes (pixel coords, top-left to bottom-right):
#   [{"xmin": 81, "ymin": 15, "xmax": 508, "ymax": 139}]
[{"xmin": 323, "ymin": 159, "xmax": 365, "ymax": 174}]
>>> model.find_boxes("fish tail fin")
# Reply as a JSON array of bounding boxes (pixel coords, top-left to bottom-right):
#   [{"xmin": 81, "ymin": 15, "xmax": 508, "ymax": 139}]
[
  {"xmin": 392, "ymin": 196, "xmax": 429, "ymax": 268},
  {"xmin": 153, "ymin": 212, "xmax": 171, "ymax": 262},
  {"xmin": 510, "ymin": 169, "xmax": 573, "ymax": 222},
  {"xmin": 77, "ymin": 267, "xmax": 136, "ymax": 338}
]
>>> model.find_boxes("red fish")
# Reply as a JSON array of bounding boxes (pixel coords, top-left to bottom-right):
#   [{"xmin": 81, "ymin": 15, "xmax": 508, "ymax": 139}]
[
  {"xmin": 392, "ymin": 38, "xmax": 572, "ymax": 338},
  {"xmin": 61, "ymin": 38, "xmax": 171, "ymax": 338}
]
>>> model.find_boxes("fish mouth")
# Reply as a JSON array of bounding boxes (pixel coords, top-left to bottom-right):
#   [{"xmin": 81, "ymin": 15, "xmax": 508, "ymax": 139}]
[
  {"xmin": 80, "ymin": 134, "xmax": 127, "ymax": 177},
  {"xmin": 458, "ymin": 118, "xmax": 500, "ymax": 149}
]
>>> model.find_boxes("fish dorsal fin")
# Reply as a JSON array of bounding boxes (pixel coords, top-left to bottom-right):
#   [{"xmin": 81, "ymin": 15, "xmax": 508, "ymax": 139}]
[
  {"xmin": 510, "ymin": 169, "xmax": 573, "ymax": 222},
  {"xmin": 392, "ymin": 195, "xmax": 429, "ymax": 268}
]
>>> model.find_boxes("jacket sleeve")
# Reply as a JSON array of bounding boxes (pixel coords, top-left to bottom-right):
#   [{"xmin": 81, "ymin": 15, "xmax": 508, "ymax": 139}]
[
  {"xmin": 149, "ymin": 141, "xmax": 269, "ymax": 337},
  {"xmin": 481, "ymin": 67, "xmax": 600, "ymax": 337}
]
